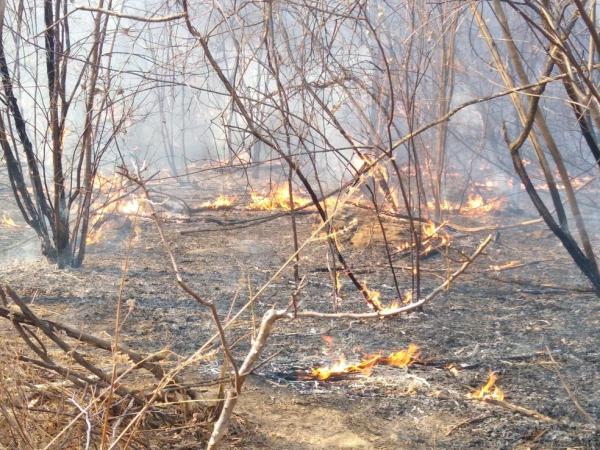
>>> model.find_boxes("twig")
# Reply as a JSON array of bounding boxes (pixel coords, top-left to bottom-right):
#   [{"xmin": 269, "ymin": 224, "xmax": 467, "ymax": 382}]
[
  {"xmin": 444, "ymin": 413, "xmax": 491, "ymax": 437},
  {"xmin": 69, "ymin": 398, "xmax": 92, "ymax": 450},
  {"xmin": 545, "ymin": 346, "xmax": 599, "ymax": 429},
  {"xmin": 292, "ymin": 234, "xmax": 493, "ymax": 319},
  {"xmin": 207, "ymin": 308, "xmax": 289, "ymax": 450},
  {"xmin": 484, "ymin": 399, "xmax": 557, "ymax": 423},
  {"xmin": 74, "ymin": 6, "xmax": 187, "ymax": 23}
]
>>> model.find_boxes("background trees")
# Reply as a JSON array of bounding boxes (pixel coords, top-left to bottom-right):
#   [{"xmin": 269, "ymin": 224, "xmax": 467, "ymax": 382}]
[
  {"xmin": 2, "ymin": 0, "xmax": 600, "ymax": 293},
  {"xmin": 0, "ymin": 0, "xmax": 141, "ymax": 267}
]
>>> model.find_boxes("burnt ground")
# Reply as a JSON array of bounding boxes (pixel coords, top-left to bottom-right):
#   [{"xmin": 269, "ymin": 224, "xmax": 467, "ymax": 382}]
[{"xmin": 1, "ymin": 180, "xmax": 600, "ymax": 449}]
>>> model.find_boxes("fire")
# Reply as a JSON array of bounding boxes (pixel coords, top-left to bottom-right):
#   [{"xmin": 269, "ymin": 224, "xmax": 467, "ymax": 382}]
[
  {"xmin": 470, "ymin": 372, "xmax": 505, "ymax": 401},
  {"xmin": 379, "ymin": 291, "xmax": 413, "ymax": 312},
  {"xmin": 310, "ymin": 355, "xmax": 379, "ymax": 381},
  {"xmin": 307, "ymin": 344, "xmax": 420, "ymax": 381},
  {"xmin": 376, "ymin": 344, "xmax": 420, "ymax": 367},
  {"xmin": 463, "ymin": 193, "xmax": 505, "ymax": 215},
  {"xmin": 248, "ymin": 184, "xmax": 310, "ymax": 211},
  {"xmin": 421, "ymin": 220, "xmax": 450, "ymax": 250},
  {"xmin": 201, "ymin": 195, "xmax": 236, "ymax": 209},
  {"xmin": 426, "ymin": 192, "xmax": 505, "ymax": 216},
  {"xmin": 117, "ymin": 196, "xmax": 146, "ymax": 215},
  {"xmin": 86, "ymin": 229, "xmax": 103, "ymax": 246},
  {"xmin": 364, "ymin": 283, "xmax": 382, "ymax": 310},
  {"xmin": 0, "ymin": 213, "xmax": 18, "ymax": 228},
  {"xmin": 86, "ymin": 192, "xmax": 148, "ymax": 246}
]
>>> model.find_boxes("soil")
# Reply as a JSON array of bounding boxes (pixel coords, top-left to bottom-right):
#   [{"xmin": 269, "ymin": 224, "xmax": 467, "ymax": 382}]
[{"xmin": 1, "ymin": 178, "xmax": 600, "ymax": 449}]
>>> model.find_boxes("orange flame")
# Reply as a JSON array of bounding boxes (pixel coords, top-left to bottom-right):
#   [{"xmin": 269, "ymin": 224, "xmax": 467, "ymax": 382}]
[
  {"xmin": 201, "ymin": 195, "xmax": 236, "ymax": 209},
  {"xmin": 427, "ymin": 193, "xmax": 505, "ymax": 216},
  {"xmin": 364, "ymin": 283, "xmax": 382, "ymax": 310},
  {"xmin": 86, "ymin": 192, "xmax": 147, "ymax": 245},
  {"xmin": 421, "ymin": 221, "xmax": 450, "ymax": 251},
  {"xmin": 376, "ymin": 344, "xmax": 420, "ymax": 367},
  {"xmin": 310, "ymin": 355, "xmax": 379, "ymax": 381},
  {"xmin": 470, "ymin": 372, "xmax": 505, "ymax": 401},
  {"xmin": 248, "ymin": 184, "xmax": 310, "ymax": 211},
  {"xmin": 308, "ymin": 344, "xmax": 419, "ymax": 381}
]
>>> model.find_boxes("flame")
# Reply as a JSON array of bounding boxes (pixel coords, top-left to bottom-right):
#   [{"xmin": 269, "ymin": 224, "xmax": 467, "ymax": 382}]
[
  {"xmin": 427, "ymin": 193, "xmax": 505, "ymax": 216},
  {"xmin": 248, "ymin": 184, "xmax": 310, "ymax": 211},
  {"xmin": 446, "ymin": 363, "xmax": 460, "ymax": 377},
  {"xmin": 426, "ymin": 199, "xmax": 458, "ymax": 213},
  {"xmin": 379, "ymin": 291, "xmax": 413, "ymax": 312},
  {"xmin": 201, "ymin": 195, "xmax": 236, "ymax": 209},
  {"xmin": 307, "ymin": 344, "xmax": 419, "ymax": 381},
  {"xmin": 376, "ymin": 344, "xmax": 420, "ymax": 367},
  {"xmin": 310, "ymin": 354, "xmax": 379, "ymax": 381},
  {"xmin": 364, "ymin": 284, "xmax": 382, "ymax": 310},
  {"xmin": 117, "ymin": 196, "xmax": 146, "ymax": 215},
  {"xmin": 422, "ymin": 221, "xmax": 450, "ymax": 249},
  {"xmin": 470, "ymin": 372, "xmax": 505, "ymax": 401},
  {"xmin": 463, "ymin": 194, "xmax": 505, "ymax": 215},
  {"xmin": 1, "ymin": 213, "xmax": 18, "ymax": 228},
  {"xmin": 86, "ymin": 229, "xmax": 103, "ymax": 245},
  {"xmin": 86, "ymin": 191, "xmax": 148, "ymax": 246}
]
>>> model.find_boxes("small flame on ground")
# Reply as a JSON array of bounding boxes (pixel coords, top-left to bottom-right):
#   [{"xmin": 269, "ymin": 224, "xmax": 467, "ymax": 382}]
[
  {"xmin": 307, "ymin": 344, "xmax": 420, "ymax": 381},
  {"xmin": 469, "ymin": 372, "xmax": 505, "ymax": 401},
  {"xmin": 87, "ymin": 191, "xmax": 148, "ymax": 246},
  {"xmin": 426, "ymin": 192, "xmax": 505, "ymax": 216},
  {"xmin": 117, "ymin": 196, "xmax": 148, "ymax": 215},
  {"xmin": 1, "ymin": 213, "xmax": 18, "ymax": 228},
  {"xmin": 378, "ymin": 291, "xmax": 413, "ymax": 312},
  {"xmin": 310, "ymin": 355, "xmax": 379, "ymax": 381},
  {"xmin": 463, "ymin": 194, "xmax": 504, "ymax": 214},
  {"xmin": 364, "ymin": 283, "xmax": 382, "ymax": 310},
  {"xmin": 248, "ymin": 184, "xmax": 310, "ymax": 211},
  {"xmin": 421, "ymin": 221, "xmax": 450, "ymax": 253},
  {"xmin": 201, "ymin": 195, "xmax": 236, "ymax": 209},
  {"xmin": 376, "ymin": 344, "xmax": 420, "ymax": 367}
]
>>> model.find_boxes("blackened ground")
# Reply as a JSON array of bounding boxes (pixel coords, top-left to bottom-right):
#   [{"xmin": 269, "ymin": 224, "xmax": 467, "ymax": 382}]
[{"xmin": 1, "ymin": 181, "xmax": 599, "ymax": 449}]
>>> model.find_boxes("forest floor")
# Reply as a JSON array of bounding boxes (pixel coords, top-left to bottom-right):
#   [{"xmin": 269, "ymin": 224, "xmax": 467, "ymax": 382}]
[{"xmin": 1, "ymin": 175, "xmax": 600, "ymax": 449}]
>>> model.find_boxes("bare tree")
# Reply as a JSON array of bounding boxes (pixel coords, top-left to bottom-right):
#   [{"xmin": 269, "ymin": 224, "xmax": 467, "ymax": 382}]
[{"xmin": 0, "ymin": 0, "xmax": 138, "ymax": 267}]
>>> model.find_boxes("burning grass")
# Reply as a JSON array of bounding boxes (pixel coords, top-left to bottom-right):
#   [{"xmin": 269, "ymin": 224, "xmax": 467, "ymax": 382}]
[
  {"xmin": 304, "ymin": 344, "xmax": 420, "ymax": 381},
  {"xmin": 200, "ymin": 194, "xmax": 237, "ymax": 209},
  {"xmin": 470, "ymin": 372, "xmax": 505, "ymax": 401},
  {"xmin": 426, "ymin": 192, "xmax": 506, "ymax": 216},
  {"xmin": 0, "ymin": 213, "xmax": 18, "ymax": 228},
  {"xmin": 248, "ymin": 184, "xmax": 310, "ymax": 211}
]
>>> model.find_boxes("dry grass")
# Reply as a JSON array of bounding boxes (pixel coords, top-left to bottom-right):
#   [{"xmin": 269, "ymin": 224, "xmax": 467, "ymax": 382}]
[{"xmin": 0, "ymin": 318, "xmax": 214, "ymax": 449}]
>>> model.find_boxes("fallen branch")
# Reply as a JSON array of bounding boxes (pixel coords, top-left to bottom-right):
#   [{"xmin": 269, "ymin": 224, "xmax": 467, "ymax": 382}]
[
  {"xmin": 293, "ymin": 234, "xmax": 492, "ymax": 319},
  {"xmin": 483, "ymin": 398, "xmax": 557, "ymax": 423}
]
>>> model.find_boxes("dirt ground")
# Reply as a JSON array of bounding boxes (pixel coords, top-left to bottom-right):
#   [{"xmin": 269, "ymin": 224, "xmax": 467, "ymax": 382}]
[{"xmin": 1, "ymin": 179, "xmax": 600, "ymax": 449}]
